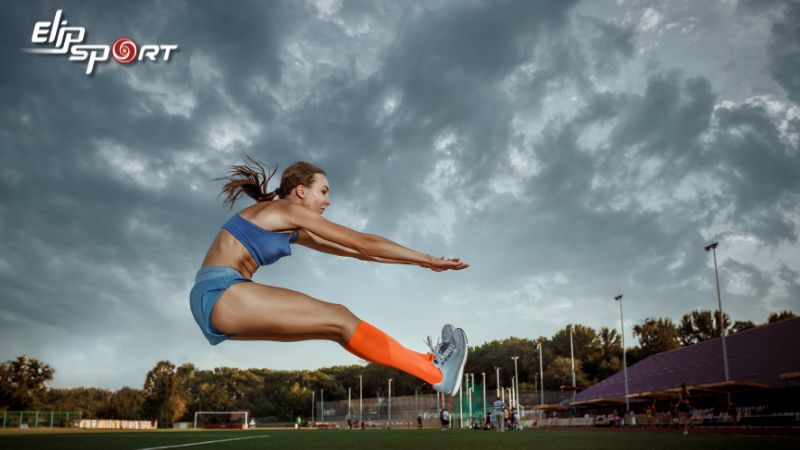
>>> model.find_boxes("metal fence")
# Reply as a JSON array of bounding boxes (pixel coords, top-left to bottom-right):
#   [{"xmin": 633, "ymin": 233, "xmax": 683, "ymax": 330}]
[
  {"xmin": 1, "ymin": 411, "xmax": 83, "ymax": 428},
  {"xmin": 312, "ymin": 389, "xmax": 563, "ymax": 428}
]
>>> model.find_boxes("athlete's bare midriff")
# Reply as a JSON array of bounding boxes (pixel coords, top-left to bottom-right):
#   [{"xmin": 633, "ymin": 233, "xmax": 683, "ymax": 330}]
[{"xmin": 200, "ymin": 201, "xmax": 299, "ymax": 278}]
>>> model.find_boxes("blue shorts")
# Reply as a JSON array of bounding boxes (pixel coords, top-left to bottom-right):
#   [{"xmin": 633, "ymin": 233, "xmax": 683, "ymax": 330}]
[{"xmin": 189, "ymin": 266, "xmax": 252, "ymax": 345}]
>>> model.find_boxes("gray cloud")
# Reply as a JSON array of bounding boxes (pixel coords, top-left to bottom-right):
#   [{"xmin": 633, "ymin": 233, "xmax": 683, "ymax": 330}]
[{"xmin": 1, "ymin": 0, "xmax": 798, "ymax": 389}]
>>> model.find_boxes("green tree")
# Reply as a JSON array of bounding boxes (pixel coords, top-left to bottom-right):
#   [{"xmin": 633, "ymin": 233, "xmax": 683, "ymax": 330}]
[
  {"xmin": 632, "ymin": 317, "xmax": 680, "ymax": 358},
  {"xmin": 767, "ymin": 310, "xmax": 796, "ymax": 323},
  {"xmin": 594, "ymin": 327, "xmax": 622, "ymax": 381},
  {"xmin": 0, "ymin": 355, "xmax": 55, "ymax": 410},
  {"xmin": 142, "ymin": 361, "xmax": 186, "ymax": 427},
  {"xmin": 465, "ymin": 336, "xmax": 541, "ymax": 390},
  {"xmin": 731, "ymin": 320, "xmax": 756, "ymax": 334},
  {"xmin": 108, "ymin": 387, "xmax": 144, "ymax": 419},
  {"xmin": 678, "ymin": 310, "xmax": 731, "ymax": 346},
  {"xmin": 45, "ymin": 388, "xmax": 112, "ymax": 418},
  {"xmin": 548, "ymin": 356, "xmax": 590, "ymax": 389}
]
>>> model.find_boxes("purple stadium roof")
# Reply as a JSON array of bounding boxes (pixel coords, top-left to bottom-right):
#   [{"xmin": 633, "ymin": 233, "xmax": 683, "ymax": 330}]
[{"xmin": 572, "ymin": 317, "xmax": 800, "ymax": 403}]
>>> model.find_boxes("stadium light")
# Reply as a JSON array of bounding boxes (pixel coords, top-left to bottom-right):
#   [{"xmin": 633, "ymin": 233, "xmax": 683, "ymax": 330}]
[
  {"xmin": 495, "ymin": 366, "xmax": 501, "ymax": 398},
  {"xmin": 704, "ymin": 241, "xmax": 731, "ymax": 382},
  {"xmin": 458, "ymin": 378, "xmax": 463, "ymax": 428},
  {"xmin": 358, "ymin": 375, "xmax": 363, "ymax": 426},
  {"xmin": 481, "ymin": 372, "xmax": 486, "ymax": 419},
  {"xmin": 466, "ymin": 374, "xmax": 473, "ymax": 427},
  {"xmin": 614, "ymin": 294, "xmax": 630, "ymax": 417},
  {"xmin": 511, "ymin": 356, "xmax": 520, "ymax": 409},
  {"xmin": 536, "ymin": 342, "xmax": 544, "ymax": 405},
  {"xmin": 569, "ymin": 325, "xmax": 576, "ymax": 403},
  {"xmin": 311, "ymin": 390, "xmax": 315, "ymax": 425},
  {"xmin": 511, "ymin": 376, "xmax": 516, "ymax": 408},
  {"xmin": 388, "ymin": 378, "xmax": 392, "ymax": 428}
]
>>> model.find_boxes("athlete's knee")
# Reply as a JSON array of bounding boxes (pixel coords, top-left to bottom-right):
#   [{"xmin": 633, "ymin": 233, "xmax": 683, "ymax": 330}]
[{"xmin": 330, "ymin": 303, "xmax": 359, "ymax": 344}]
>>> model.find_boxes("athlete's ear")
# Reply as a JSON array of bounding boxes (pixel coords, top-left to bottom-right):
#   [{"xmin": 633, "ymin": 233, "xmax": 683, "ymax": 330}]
[{"xmin": 296, "ymin": 184, "xmax": 306, "ymax": 199}]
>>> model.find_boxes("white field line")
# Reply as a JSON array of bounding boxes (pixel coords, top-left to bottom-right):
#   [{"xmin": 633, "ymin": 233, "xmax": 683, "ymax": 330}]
[{"xmin": 136, "ymin": 435, "xmax": 270, "ymax": 450}]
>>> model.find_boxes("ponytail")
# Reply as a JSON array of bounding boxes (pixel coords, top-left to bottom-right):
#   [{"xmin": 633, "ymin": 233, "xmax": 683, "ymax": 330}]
[
  {"xmin": 215, "ymin": 155, "xmax": 278, "ymax": 208},
  {"xmin": 215, "ymin": 156, "xmax": 326, "ymax": 208}
]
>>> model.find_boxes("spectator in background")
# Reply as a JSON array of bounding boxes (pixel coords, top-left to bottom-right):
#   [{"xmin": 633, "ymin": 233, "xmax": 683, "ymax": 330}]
[
  {"xmin": 440, "ymin": 408, "xmax": 451, "ymax": 430},
  {"xmin": 676, "ymin": 383, "xmax": 692, "ymax": 435},
  {"xmin": 646, "ymin": 399, "xmax": 657, "ymax": 429},
  {"xmin": 417, "ymin": 415, "xmax": 423, "ymax": 430},
  {"xmin": 492, "ymin": 399, "xmax": 505, "ymax": 432},
  {"xmin": 728, "ymin": 400, "xmax": 740, "ymax": 426}
]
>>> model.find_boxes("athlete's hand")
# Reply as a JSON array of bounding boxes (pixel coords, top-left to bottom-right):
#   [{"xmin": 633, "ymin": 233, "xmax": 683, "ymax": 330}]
[{"xmin": 423, "ymin": 256, "xmax": 469, "ymax": 272}]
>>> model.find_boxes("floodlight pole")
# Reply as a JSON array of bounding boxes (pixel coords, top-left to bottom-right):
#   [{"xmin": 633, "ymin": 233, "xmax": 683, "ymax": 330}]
[
  {"xmin": 471, "ymin": 373, "xmax": 475, "ymax": 424},
  {"xmin": 569, "ymin": 325, "xmax": 576, "ymax": 403},
  {"xmin": 481, "ymin": 372, "xmax": 487, "ymax": 418},
  {"xmin": 388, "ymin": 378, "xmax": 392, "ymax": 428},
  {"xmin": 321, "ymin": 389, "xmax": 324, "ymax": 423},
  {"xmin": 705, "ymin": 241, "xmax": 730, "ymax": 382},
  {"xmin": 615, "ymin": 294, "xmax": 630, "ymax": 416},
  {"xmin": 495, "ymin": 366, "xmax": 501, "ymax": 398},
  {"xmin": 511, "ymin": 376, "xmax": 516, "ymax": 408},
  {"xmin": 358, "ymin": 375, "xmax": 363, "ymax": 426},
  {"xmin": 348, "ymin": 387, "xmax": 351, "ymax": 424},
  {"xmin": 537, "ymin": 342, "xmax": 544, "ymax": 405},
  {"xmin": 311, "ymin": 390, "xmax": 315, "ymax": 425},
  {"xmin": 511, "ymin": 356, "xmax": 520, "ymax": 409},
  {"xmin": 467, "ymin": 374, "xmax": 473, "ymax": 426},
  {"xmin": 458, "ymin": 380, "xmax": 463, "ymax": 428}
]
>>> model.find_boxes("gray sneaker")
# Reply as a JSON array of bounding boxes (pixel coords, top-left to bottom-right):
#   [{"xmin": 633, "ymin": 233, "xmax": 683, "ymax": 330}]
[{"xmin": 425, "ymin": 325, "xmax": 468, "ymax": 395}]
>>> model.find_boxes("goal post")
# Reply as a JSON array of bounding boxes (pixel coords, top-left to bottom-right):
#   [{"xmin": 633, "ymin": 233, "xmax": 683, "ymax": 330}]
[{"xmin": 193, "ymin": 411, "xmax": 249, "ymax": 430}]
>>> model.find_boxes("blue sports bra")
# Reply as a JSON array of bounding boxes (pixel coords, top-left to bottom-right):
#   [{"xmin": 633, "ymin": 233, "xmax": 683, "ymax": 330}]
[{"xmin": 222, "ymin": 214, "xmax": 299, "ymax": 266}]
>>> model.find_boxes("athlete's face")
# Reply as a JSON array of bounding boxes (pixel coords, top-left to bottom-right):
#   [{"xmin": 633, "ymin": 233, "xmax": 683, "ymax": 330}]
[{"xmin": 302, "ymin": 173, "xmax": 331, "ymax": 215}]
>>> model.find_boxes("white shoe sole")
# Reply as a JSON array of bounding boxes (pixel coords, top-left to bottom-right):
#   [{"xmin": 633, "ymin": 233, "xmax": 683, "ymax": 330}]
[{"xmin": 449, "ymin": 328, "xmax": 468, "ymax": 395}]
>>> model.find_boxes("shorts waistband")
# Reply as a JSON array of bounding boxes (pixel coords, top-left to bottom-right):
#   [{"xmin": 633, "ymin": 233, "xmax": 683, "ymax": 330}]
[{"xmin": 195, "ymin": 266, "xmax": 245, "ymax": 283}]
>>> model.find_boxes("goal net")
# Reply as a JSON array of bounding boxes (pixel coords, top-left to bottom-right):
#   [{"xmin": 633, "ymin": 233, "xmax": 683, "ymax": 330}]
[{"xmin": 193, "ymin": 411, "xmax": 249, "ymax": 429}]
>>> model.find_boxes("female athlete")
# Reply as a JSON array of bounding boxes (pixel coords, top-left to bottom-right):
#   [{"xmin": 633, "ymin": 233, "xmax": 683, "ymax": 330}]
[{"xmin": 189, "ymin": 158, "xmax": 469, "ymax": 394}]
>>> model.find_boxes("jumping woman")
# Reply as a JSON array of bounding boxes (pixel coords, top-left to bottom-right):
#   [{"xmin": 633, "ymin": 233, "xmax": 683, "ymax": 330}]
[{"xmin": 189, "ymin": 158, "xmax": 470, "ymax": 395}]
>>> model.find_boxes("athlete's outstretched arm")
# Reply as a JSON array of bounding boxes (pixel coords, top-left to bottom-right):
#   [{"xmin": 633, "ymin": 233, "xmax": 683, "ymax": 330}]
[
  {"xmin": 295, "ymin": 229, "xmax": 414, "ymax": 265},
  {"xmin": 283, "ymin": 202, "xmax": 468, "ymax": 271},
  {"xmin": 295, "ymin": 229, "xmax": 463, "ymax": 271}
]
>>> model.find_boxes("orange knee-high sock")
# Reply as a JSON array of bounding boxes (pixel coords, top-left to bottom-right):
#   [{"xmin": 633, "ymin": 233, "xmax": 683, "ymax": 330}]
[{"xmin": 344, "ymin": 321, "xmax": 443, "ymax": 385}]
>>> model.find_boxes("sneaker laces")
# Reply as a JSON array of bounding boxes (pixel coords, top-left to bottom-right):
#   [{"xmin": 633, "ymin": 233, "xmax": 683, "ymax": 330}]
[{"xmin": 424, "ymin": 335, "xmax": 455, "ymax": 367}]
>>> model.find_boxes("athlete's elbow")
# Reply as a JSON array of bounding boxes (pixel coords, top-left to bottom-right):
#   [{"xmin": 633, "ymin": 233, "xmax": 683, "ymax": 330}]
[{"xmin": 353, "ymin": 234, "xmax": 380, "ymax": 256}]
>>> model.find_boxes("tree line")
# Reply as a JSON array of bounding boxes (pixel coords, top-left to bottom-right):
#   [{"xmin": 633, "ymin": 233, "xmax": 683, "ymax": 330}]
[{"xmin": 1, "ymin": 310, "xmax": 794, "ymax": 425}]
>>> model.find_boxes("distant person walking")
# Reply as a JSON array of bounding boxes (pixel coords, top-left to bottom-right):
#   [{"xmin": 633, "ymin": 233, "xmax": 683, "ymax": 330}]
[
  {"xmin": 676, "ymin": 383, "xmax": 692, "ymax": 435},
  {"xmin": 189, "ymin": 158, "xmax": 469, "ymax": 395},
  {"xmin": 440, "ymin": 408, "xmax": 451, "ymax": 430}
]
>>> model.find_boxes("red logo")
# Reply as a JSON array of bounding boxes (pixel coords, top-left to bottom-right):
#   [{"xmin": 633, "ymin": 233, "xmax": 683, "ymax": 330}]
[{"xmin": 112, "ymin": 37, "xmax": 137, "ymax": 64}]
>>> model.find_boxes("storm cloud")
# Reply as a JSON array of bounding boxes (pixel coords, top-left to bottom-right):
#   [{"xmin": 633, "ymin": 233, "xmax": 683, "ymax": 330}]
[{"xmin": 1, "ymin": 0, "xmax": 798, "ymax": 389}]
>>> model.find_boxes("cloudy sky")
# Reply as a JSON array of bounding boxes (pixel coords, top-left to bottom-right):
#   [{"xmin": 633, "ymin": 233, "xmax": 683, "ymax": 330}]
[{"xmin": 1, "ymin": 0, "xmax": 798, "ymax": 390}]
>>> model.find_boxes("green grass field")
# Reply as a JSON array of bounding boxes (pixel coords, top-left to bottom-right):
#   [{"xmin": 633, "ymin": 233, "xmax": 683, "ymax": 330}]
[{"xmin": 0, "ymin": 428, "xmax": 797, "ymax": 450}]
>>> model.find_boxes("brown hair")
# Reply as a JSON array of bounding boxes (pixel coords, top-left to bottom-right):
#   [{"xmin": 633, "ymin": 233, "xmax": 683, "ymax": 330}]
[{"xmin": 216, "ymin": 155, "xmax": 326, "ymax": 208}]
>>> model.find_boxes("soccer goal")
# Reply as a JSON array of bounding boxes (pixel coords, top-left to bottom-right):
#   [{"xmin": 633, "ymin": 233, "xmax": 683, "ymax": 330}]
[{"xmin": 193, "ymin": 411, "xmax": 250, "ymax": 429}]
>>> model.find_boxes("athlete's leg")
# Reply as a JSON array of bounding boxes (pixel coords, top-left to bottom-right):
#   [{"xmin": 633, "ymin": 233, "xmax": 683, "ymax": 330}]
[
  {"xmin": 211, "ymin": 282, "xmax": 359, "ymax": 345},
  {"xmin": 211, "ymin": 282, "xmax": 443, "ymax": 385}
]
